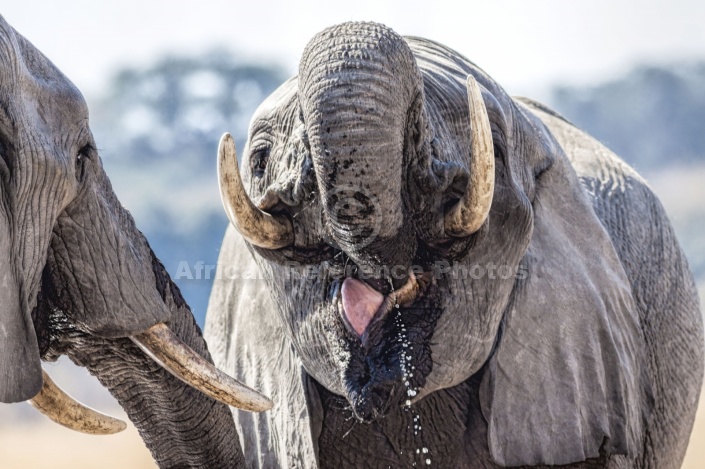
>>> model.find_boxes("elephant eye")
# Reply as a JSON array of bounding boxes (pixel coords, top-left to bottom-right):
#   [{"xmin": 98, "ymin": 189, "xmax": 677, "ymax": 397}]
[
  {"xmin": 75, "ymin": 143, "xmax": 93, "ymax": 182},
  {"xmin": 0, "ymin": 135, "xmax": 11, "ymax": 180},
  {"xmin": 251, "ymin": 147, "xmax": 270, "ymax": 178}
]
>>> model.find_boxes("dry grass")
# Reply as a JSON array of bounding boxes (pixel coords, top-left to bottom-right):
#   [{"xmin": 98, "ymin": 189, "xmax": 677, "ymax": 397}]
[{"xmin": 0, "ymin": 401, "xmax": 702, "ymax": 468}]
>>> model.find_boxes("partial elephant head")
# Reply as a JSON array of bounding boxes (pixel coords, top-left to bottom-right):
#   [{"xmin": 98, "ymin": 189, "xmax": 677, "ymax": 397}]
[
  {"xmin": 218, "ymin": 21, "xmax": 520, "ymax": 421},
  {"xmin": 219, "ymin": 22, "xmax": 650, "ymax": 466},
  {"xmin": 0, "ymin": 15, "xmax": 269, "ymax": 467}
]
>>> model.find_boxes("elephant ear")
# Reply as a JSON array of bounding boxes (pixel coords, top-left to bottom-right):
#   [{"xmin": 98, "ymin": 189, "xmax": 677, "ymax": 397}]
[
  {"xmin": 480, "ymin": 155, "xmax": 650, "ymax": 466},
  {"xmin": 0, "ymin": 216, "xmax": 42, "ymax": 403},
  {"xmin": 204, "ymin": 226, "xmax": 320, "ymax": 469}
]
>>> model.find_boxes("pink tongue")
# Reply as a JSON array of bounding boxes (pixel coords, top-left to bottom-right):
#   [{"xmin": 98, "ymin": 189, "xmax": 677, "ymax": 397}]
[{"xmin": 341, "ymin": 278, "xmax": 385, "ymax": 337}]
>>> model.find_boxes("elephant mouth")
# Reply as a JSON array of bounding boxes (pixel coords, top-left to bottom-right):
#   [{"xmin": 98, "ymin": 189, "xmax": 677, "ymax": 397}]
[
  {"xmin": 336, "ymin": 271, "xmax": 432, "ymax": 344},
  {"xmin": 329, "ymin": 269, "xmax": 441, "ymax": 422}
]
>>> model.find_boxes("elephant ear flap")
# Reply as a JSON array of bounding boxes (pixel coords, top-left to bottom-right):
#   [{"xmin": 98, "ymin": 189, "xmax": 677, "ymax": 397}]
[
  {"xmin": 480, "ymin": 158, "xmax": 651, "ymax": 466},
  {"xmin": 0, "ymin": 221, "xmax": 42, "ymax": 403}
]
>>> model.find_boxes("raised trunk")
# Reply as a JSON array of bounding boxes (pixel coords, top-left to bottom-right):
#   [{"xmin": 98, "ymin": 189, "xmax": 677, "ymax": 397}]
[{"xmin": 299, "ymin": 23, "xmax": 423, "ymax": 286}]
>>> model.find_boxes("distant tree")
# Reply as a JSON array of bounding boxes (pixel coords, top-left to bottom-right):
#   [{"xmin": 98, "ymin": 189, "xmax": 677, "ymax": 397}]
[
  {"xmin": 94, "ymin": 48, "xmax": 285, "ymax": 166},
  {"xmin": 89, "ymin": 51, "xmax": 286, "ymax": 323},
  {"xmin": 551, "ymin": 62, "xmax": 705, "ymax": 171},
  {"xmin": 551, "ymin": 62, "xmax": 705, "ymax": 297}
]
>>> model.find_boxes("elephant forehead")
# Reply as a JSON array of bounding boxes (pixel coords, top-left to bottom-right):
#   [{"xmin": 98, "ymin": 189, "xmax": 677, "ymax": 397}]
[
  {"xmin": 250, "ymin": 78, "xmax": 298, "ymax": 126},
  {"xmin": 0, "ymin": 18, "xmax": 87, "ymax": 129}
]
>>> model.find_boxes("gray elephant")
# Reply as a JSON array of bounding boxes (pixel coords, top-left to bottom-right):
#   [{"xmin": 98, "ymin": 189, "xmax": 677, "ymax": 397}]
[
  {"xmin": 205, "ymin": 22, "xmax": 705, "ymax": 468},
  {"xmin": 0, "ymin": 15, "xmax": 272, "ymax": 468}
]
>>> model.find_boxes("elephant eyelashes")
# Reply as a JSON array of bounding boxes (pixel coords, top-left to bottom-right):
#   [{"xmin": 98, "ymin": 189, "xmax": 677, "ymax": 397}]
[{"xmin": 251, "ymin": 147, "xmax": 270, "ymax": 178}]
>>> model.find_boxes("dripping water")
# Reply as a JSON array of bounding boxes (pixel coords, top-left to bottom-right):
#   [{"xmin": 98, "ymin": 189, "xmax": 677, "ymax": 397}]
[{"xmin": 391, "ymin": 281, "xmax": 432, "ymax": 467}]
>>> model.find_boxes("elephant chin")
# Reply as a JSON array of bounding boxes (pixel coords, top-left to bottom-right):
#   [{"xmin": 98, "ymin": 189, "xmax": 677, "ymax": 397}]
[{"xmin": 331, "ymin": 275, "xmax": 442, "ymax": 422}]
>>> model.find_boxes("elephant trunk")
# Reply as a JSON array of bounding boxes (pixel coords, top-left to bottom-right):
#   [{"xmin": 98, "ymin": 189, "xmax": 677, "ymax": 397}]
[
  {"xmin": 299, "ymin": 23, "xmax": 423, "ymax": 286},
  {"xmin": 40, "ymin": 248, "xmax": 246, "ymax": 468}
]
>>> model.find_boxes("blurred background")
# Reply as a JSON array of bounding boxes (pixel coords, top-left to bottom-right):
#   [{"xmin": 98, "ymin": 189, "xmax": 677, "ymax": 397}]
[{"xmin": 0, "ymin": 1, "xmax": 703, "ymax": 467}]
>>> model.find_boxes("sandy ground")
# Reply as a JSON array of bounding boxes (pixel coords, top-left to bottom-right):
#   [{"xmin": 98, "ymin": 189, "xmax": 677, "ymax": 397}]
[
  {"xmin": 683, "ymin": 400, "xmax": 705, "ymax": 468},
  {"xmin": 0, "ymin": 401, "xmax": 702, "ymax": 468},
  {"xmin": 0, "ymin": 421, "xmax": 156, "ymax": 468}
]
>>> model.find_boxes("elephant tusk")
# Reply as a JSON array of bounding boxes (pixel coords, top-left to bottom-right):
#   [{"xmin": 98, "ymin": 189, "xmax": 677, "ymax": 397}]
[
  {"xmin": 130, "ymin": 323, "xmax": 273, "ymax": 413},
  {"xmin": 28, "ymin": 369, "xmax": 127, "ymax": 435},
  {"xmin": 444, "ymin": 75, "xmax": 495, "ymax": 237},
  {"xmin": 217, "ymin": 132, "xmax": 294, "ymax": 249}
]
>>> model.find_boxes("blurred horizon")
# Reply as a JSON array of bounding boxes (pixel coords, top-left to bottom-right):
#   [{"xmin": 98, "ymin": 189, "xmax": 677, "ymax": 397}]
[{"xmin": 4, "ymin": 0, "xmax": 705, "ymax": 98}]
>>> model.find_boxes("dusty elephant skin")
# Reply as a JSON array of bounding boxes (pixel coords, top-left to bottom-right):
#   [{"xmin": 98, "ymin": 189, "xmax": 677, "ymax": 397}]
[
  {"xmin": 205, "ymin": 22, "xmax": 705, "ymax": 468},
  {"xmin": 0, "ymin": 15, "xmax": 252, "ymax": 468}
]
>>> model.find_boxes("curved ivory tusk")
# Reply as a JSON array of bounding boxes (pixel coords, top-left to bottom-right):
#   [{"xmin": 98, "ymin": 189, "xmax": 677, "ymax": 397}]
[
  {"xmin": 217, "ymin": 132, "xmax": 294, "ymax": 249},
  {"xmin": 444, "ymin": 75, "xmax": 495, "ymax": 237},
  {"xmin": 28, "ymin": 369, "xmax": 127, "ymax": 435},
  {"xmin": 131, "ymin": 323, "xmax": 273, "ymax": 413},
  {"xmin": 392, "ymin": 271, "xmax": 420, "ymax": 307}
]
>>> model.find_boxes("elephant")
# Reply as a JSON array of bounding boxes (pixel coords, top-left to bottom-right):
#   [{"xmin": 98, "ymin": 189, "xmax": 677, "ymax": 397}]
[
  {"xmin": 0, "ymin": 15, "xmax": 272, "ymax": 468},
  {"xmin": 204, "ymin": 21, "xmax": 705, "ymax": 468}
]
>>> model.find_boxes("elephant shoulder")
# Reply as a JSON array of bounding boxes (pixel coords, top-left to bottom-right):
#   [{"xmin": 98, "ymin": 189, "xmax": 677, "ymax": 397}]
[
  {"xmin": 525, "ymin": 100, "xmax": 686, "ymax": 278},
  {"xmin": 520, "ymin": 98, "xmax": 657, "ymax": 240},
  {"xmin": 523, "ymin": 98, "xmax": 704, "ymax": 467}
]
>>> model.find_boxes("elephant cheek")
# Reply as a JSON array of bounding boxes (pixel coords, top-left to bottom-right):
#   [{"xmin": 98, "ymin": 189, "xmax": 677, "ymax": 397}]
[
  {"xmin": 45, "ymin": 193, "xmax": 172, "ymax": 338},
  {"xmin": 418, "ymin": 284, "xmax": 510, "ymax": 398},
  {"xmin": 0, "ymin": 216, "xmax": 42, "ymax": 403}
]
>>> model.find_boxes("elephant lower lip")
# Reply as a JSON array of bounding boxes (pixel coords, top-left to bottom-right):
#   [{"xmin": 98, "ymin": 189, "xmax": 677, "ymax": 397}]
[
  {"xmin": 336, "ymin": 270, "xmax": 430, "ymax": 345},
  {"xmin": 335, "ymin": 282, "xmax": 442, "ymax": 422},
  {"xmin": 341, "ymin": 278, "xmax": 385, "ymax": 337},
  {"xmin": 337, "ymin": 292, "xmax": 395, "ymax": 346}
]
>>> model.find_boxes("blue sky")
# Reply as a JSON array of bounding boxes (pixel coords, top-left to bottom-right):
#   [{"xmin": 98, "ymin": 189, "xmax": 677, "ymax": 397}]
[{"xmin": 4, "ymin": 0, "xmax": 705, "ymax": 98}]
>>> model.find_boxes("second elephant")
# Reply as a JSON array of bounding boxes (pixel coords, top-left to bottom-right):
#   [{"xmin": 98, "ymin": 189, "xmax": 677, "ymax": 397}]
[{"xmin": 205, "ymin": 22, "xmax": 704, "ymax": 468}]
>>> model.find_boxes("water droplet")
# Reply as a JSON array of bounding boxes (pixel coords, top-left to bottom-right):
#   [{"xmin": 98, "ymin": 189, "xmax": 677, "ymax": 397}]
[
  {"xmin": 426, "ymin": 458, "xmax": 431, "ymax": 465},
  {"xmin": 422, "ymin": 447, "xmax": 428, "ymax": 454}
]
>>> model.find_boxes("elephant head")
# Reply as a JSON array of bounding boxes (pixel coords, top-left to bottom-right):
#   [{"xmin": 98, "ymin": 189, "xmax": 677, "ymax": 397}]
[
  {"xmin": 217, "ymin": 22, "xmax": 652, "ymax": 466},
  {"xmin": 0, "ymin": 15, "xmax": 270, "ymax": 467}
]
